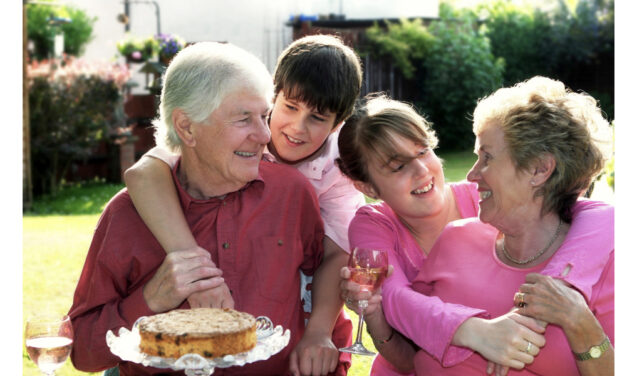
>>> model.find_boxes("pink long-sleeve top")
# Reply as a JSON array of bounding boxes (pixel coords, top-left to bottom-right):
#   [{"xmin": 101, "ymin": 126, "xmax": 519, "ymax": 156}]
[
  {"xmin": 348, "ymin": 180, "xmax": 614, "ymax": 373},
  {"xmin": 411, "ymin": 218, "xmax": 614, "ymax": 375}
]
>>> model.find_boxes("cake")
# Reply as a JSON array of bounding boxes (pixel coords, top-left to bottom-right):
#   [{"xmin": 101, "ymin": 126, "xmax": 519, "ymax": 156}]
[{"xmin": 138, "ymin": 308, "xmax": 257, "ymax": 359}]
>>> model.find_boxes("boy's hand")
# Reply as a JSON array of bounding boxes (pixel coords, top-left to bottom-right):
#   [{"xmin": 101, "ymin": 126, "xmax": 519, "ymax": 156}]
[{"xmin": 289, "ymin": 328, "xmax": 338, "ymax": 376}]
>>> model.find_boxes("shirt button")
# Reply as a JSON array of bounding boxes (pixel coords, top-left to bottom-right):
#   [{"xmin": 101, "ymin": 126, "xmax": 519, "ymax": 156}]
[
  {"xmin": 278, "ymin": 239, "xmax": 283, "ymax": 246},
  {"xmin": 222, "ymin": 242, "xmax": 230, "ymax": 249}
]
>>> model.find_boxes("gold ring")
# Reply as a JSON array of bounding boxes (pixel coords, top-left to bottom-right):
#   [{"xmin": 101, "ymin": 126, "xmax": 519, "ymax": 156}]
[
  {"xmin": 514, "ymin": 292, "xmax": 526, "ymax": 307},
  {"xmin": 526, "ymin": 341, "xmax": 532, "ymax": 354}
]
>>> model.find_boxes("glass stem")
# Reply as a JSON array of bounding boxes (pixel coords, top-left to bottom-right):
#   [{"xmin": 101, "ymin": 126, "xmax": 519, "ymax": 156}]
[{"xmin": 355, "ymin": 300, "xmax": 368, "ymax": 344}]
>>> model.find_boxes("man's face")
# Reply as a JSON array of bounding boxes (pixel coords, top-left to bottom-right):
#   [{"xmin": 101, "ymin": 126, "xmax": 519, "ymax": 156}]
[{"xmin": 190, "ymin": 88, "xmax": 271, "ymax": 193}]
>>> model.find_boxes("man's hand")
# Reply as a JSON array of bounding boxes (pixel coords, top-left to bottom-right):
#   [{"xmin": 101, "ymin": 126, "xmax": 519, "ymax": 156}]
[
  {"xmin": 187, "ymin": 284, "xmax": 234, "ymax": 309},
  {"xmin": 289, "ymin": 328, "xmax": 338, "ymax": 376},
  {"xmin": 143, "ymin": 248, "xmax": 226, "ymax": 312}
]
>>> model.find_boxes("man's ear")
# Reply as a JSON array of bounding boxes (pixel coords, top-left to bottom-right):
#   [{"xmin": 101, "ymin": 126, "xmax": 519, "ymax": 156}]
[
  {"xmin": 353, "ymin": 180, "xmax": 378, "ymax": 200},
  {"xmin": 531, "ymin": 153, "xmax": 556, "ymax": 186},
  {"xmin": 172, "ymin": 108, "xmax": 196, "ymax": 147}
]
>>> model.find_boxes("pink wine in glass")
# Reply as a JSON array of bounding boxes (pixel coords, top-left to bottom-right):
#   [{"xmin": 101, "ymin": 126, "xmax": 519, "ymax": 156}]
[
  {"xmin": 340, "ymin": 247, "xmax": 389, "ymax": 356},
  {"xmin": 349, "ymin": 266, "xmax": 387, "ymax": 292}
]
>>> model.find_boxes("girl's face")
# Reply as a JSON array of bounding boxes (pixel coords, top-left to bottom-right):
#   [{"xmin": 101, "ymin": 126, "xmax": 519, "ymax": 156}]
[
  {"xmin": 361, "ymin": 134, "xmax": 447, "ymax": 222},
  {"xmin": 268, "ymin": 91, "xmax": 337, "ymax": 164}
]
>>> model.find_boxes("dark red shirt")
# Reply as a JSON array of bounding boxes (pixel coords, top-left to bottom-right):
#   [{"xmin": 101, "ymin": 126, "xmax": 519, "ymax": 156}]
[{"xmin": 69, "ymin": 160, "xmax": 326, "ymax": 375}]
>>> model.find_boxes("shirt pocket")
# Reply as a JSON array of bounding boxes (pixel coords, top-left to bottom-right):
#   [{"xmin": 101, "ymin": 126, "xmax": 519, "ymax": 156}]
[{"xmin": 252, "ymin": 235, "xmax": 302, "ymax": 303}]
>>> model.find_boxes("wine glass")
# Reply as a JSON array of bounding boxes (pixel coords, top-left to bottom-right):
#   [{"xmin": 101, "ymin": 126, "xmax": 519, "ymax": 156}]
[
  {"xmin": 25, "ymin": 315, "xmax": 74, "ymax": 375},
  {"xmin": 340, "ymin": 247, "xmax": 388, "ymax": 356}
]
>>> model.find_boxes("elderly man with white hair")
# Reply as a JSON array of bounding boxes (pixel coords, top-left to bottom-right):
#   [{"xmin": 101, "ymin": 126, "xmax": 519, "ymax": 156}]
[{"xmin": 69, "ymin": 42, "xmax": 327, "ymax": 375}]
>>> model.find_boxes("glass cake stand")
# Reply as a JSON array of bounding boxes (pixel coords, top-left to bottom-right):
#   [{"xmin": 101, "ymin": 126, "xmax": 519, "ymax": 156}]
[{"xmin": 106, "ymin": 316, "xmax": 289, "ymax": 376}]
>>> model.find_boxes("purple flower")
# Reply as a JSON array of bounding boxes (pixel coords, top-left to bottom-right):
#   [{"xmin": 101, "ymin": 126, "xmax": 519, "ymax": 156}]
[{"xmin": 131, "ymin": 51, "xmax": 142, "ymax": 59}]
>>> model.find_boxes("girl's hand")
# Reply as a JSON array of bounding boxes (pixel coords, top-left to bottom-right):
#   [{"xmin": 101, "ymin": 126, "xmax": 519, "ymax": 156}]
[
  {"xmin": 339, "ymin": 265, "xmax": 392, "ymax": 316},
  {"xmin": 455, "ymin": 311, "xmax": 546, "ymax": 370}
]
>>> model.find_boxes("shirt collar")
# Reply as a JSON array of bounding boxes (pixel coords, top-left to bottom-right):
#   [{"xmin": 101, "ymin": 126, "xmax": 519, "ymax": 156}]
[{"xmin": 172, "ymin": 158, "xmax": 266, "ymax": 210}]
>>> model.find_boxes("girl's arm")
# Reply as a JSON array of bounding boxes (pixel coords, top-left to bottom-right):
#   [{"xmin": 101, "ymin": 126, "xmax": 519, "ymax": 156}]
[
  {"xmin": 349, "ymin": 210, "xmax": 488, "ymax": 366},
  {"xmin": 539, "ymin": 200, "xmax": 614, "ymax": 302},
  {"xmin": 124, "ymin": 152, "xmax": 197, "ymax": 252}
]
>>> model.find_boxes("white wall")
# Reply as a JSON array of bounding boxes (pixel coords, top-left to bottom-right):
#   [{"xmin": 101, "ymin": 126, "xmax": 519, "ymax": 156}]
[{"xmin": 64, "ymin": 0, "xmax": 438, "ymax": 93}]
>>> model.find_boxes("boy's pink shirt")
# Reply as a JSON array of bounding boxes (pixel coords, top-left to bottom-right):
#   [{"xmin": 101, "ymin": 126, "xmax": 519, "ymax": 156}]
[
  {"xmin": 271, "ymin": 130, "xmax": 365, "ymax": 252},
  {"xmin": 146, "ymin": 128, "xmax": 365, "ymax": 253}
]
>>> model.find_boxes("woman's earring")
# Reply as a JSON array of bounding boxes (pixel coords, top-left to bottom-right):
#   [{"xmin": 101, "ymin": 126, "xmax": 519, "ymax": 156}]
[{"xmin": 530, "ymin": 180, "xmax": 536, "ymax": 186}]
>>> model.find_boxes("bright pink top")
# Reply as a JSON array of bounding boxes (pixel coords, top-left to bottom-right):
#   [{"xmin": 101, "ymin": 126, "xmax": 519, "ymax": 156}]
[
  {"xmin": 349, "ymin": 180, "xmax": 614, "ymax": 375},
  {"xmin": 411, "ymin": 218, "xmax": 614, "ymax": 375},
  {"xmin": 351, "ymin": 182, "xmax": 483, "ymax": 375},
  {"xmin": 68, "ymin": 161, "xmax": 327, "ymax": 375}
]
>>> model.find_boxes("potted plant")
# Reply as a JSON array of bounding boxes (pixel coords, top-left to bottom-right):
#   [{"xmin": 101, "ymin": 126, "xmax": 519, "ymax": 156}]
[
  {"xmin": 155, "ymin": 33, "xmax": 186, "ymax": 65},
  {"xmin": 116, "ymin": 34, "xmax": 156, "ymax": 63}
]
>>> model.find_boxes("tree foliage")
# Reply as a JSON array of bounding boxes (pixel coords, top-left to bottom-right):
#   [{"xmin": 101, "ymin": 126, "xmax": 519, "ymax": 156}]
[
  {"xmin": 26, "ymin": 2, "xmax": 96, "ymax": 60},
  {"xmin": 358, "ymin": 0, "xmax": 613, "ymax": 150},
  {"xmin": 480, "ymin": 0, "xmax": 614, "ymax": 118},
  {"xmin": 28, "ymin": 58, "xmax": 130, "ymax": 196},
  {"xmin": 362, "ymin": 19, "xmax": 434, "ymax": 79},
  {"xmin": 421, "ymin": 4, "xmax": 504, "ymax": 150},
  {"xmin": 359, "ymin": 3, "xmax": 504, "ymax": 150}
]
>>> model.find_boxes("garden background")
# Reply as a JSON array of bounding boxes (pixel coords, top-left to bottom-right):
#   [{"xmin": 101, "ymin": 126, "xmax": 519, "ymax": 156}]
[{"xmin": 17, "ymin": 0, "xmax": 620, "ymax": 375}]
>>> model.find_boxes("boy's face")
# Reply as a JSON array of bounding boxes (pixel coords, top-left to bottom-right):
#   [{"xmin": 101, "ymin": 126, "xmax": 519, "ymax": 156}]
[{"xmin": 269, "ymin": 91, "xmax": 337, "ymax": 164}]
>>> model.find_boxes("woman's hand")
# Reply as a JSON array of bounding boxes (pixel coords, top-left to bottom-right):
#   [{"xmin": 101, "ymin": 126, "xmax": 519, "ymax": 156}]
[
  {"xmin": 516, "ymin": 273, "xmax": 587, "ymax": 329},
  {"xmin": 516, "ymin": 273, "xmax": 614, "ymax": 376}
]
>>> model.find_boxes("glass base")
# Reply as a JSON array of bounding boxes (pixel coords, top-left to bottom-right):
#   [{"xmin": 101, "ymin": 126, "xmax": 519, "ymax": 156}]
[{"xmin": 339, "ymin": 343, "xmax": 376, "ymax": 356}]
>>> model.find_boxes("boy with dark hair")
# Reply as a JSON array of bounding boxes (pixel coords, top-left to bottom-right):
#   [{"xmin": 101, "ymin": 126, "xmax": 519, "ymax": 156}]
[{"xmin": 124, "ymin": 34, "xmax": 364, "ymax": 375}]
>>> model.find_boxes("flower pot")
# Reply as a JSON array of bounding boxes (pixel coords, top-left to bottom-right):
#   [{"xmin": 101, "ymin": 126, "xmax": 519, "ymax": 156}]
[{"xmin": 159, "ymin": 54, "xmax": 173, "ymax": 66}]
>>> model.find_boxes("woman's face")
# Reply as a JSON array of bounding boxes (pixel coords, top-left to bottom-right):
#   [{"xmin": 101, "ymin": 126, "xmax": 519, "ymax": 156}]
[
  {"xmin": 364, "ymin": 134, "xmax": 447, "ymax": 222},
  {"xmin": 466, "ymin": 122, "xmax": 537, "ymax": 228}
]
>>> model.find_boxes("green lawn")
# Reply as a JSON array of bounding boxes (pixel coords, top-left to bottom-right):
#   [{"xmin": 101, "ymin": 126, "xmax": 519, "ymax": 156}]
[
  {"xmin": 21, "ymin": 151, "xmax": 478, "ymax": 375},
  {"xmin": 441, "ymin": 149, "xmax": 476, "ymax": 182}
]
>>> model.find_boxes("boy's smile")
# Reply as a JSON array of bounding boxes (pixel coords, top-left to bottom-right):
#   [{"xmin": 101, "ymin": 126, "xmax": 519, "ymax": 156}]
[{"xmin": 268, "ymin": 91, "xmax": 338, "ymax": 165}]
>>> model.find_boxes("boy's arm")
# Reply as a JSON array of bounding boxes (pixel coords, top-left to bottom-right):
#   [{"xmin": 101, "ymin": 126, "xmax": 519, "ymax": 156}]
[
  {"xmin": 124, "ymin": 153, "xmax": 197, "ymax": 252},
  {"xmin": 124, "ymin": 150, "xmax": 234, "ymax": 308},
  {"xmin": 289, "ymin": 236, "xmax": 348, "ymax": 375},
  {"xmin": 539, "ymin": 200, "xmax": 614, "ymax": 301}
]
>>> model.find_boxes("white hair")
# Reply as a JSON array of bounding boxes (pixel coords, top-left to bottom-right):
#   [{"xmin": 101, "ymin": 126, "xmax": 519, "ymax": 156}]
[{"xmin": 153, "ymin": 42, "xmax": 273, "ymax": 153}]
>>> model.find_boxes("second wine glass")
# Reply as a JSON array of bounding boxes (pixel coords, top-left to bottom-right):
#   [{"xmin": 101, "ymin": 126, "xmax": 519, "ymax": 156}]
[
  {"xmin": 340, "ymin": 247, "xmax": 388, "ymax": 356},
  {"xmin": 25, "ymin": 315, "xmax": 74, "ymax": 376}
]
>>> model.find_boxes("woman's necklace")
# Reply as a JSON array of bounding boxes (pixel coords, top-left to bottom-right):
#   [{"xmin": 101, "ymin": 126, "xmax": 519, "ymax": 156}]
[{"xmin": 501, "ymin": 219, "xmax": 562, "ymax": 265}]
